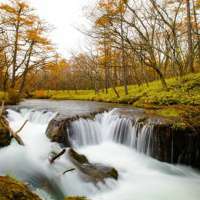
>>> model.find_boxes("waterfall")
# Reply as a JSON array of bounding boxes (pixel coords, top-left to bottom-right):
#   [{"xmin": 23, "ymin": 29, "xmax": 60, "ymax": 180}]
[
  {"xmin": 1, "ymin": 106, "xmax": 200, "ymax": 200},
  {"xmin": 69, "ymin": 118, "xmax": 102, "ymax": 147},
  {"xmin": 67, "ymin": 109, "xmax": 155, "ymax": 156}
]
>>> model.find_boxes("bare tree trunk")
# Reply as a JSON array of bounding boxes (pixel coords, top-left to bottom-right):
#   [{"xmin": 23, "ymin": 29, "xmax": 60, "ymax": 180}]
[
  {"xmin": 186, "ymin": 0, "xmax": 195, "ymax": 72},
  {"xmin": 192, "ymin": 0, "xmax": 200, "ymax": 61},
  {"xmin": 11, "ymin": 8, "xmax": 22, "ymax": 88},
  {"xmin": 19, "ymin": 41, "xmax": 34, "ymax": 94},
  {"xmin": 120, "ymin": 7, "xmax": 128, "ymax": 95},
  {"xmin": 154, "ymin": 67, "xmax": 168, "ymax": 90}
]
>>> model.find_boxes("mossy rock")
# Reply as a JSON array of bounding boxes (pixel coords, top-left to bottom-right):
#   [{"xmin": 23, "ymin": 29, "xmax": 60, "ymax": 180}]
[
  {"xmin": 0, "ymin": 176, "xmax": 41, "ymax": 200},
  {"xmin": 68, "ymin": 148, "xmax": 118, "ymax": 182},
  {"xmin": 0, "ymin": 120, "xmax": 11, "ymax": 148},
  {"xmin": 68, "ymin": 148, "xmax": 89, "ymax": 164}
]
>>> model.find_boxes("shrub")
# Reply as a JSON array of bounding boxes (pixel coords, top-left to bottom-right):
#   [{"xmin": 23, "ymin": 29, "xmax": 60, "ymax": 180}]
[
  {"xmin": 7, "ymin": 89, "xmax": 21, "ymax": 105},
  {"xmin": 34, "ymin": 90, "xmax": 51, "ymax": 99}
]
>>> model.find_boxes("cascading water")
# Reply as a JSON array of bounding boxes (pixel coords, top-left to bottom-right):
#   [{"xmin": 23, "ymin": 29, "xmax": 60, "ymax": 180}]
[
  {"xmin": 68, "ymin": 109, "xmax": 155, "ymax": 155},
  {"xmin": 0, "ymin": 107, "xmax": 200, "ymax": 200}
]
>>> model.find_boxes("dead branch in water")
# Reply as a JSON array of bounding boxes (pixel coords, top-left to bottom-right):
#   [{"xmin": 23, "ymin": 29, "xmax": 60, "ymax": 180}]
[
  {"xmin": 7, "ymin": 120, "xmax": 28, "ymax": 145},
  {"xmin": 62, "ymin": 168, "xmax": 75, "ymax": 175},
  {"xmin": 49, "ymin": 149, "xmax": 66, "ymax": 164},
  {"xmin": 0, "ymin": 101, "xmax": 27, "ymax": 146}
]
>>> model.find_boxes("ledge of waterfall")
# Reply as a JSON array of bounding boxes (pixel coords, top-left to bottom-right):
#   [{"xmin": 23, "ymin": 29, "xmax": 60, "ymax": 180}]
[
  {"xmin": 46, "ymin": 106, "xmax": 200, "ymax": 169},
  {"xmin": 112, "ymin": 107, "xmax": 200, "ymax": 169}
]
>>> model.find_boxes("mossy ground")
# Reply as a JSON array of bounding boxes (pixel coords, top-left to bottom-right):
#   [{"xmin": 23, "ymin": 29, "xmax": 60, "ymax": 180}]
[
  {"xmin": 33, "ymin": 72, "xmax": 200, "ymax": 107},
  {"xmin": 0, "ymin": 176, "xmax": 41, "ymax": 200},
  {"xmin": 32, "ymin": 73, "xmax": 200, "ymax": 128}
]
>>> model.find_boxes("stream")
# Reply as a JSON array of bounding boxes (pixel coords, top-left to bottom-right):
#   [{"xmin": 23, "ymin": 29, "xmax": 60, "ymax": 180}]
[{"xmin": 0, "ymin": 100, "xmax": 200, "ymax": 200}]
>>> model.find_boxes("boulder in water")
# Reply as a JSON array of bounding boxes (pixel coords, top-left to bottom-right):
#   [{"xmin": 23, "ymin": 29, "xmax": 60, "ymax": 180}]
[
  {"xmin": 0, "ymin": 176, "xmax": 42, "ymax": 200},
  {"xmin": 68, "ymin": 148, "xmax": 118, "ymax": 183},
  {"xmin": 46, "ymin": 118, "xmax": 71, "ymax": 146}
]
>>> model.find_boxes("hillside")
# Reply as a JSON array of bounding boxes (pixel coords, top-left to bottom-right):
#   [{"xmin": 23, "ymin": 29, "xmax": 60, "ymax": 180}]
[{"xmin": 33, "ymin": 73, "xmax": 200, "ymax": 107}]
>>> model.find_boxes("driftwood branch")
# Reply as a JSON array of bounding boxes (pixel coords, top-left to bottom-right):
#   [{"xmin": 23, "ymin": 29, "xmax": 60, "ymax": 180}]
[
  {"xmin": 49, "ymin": 149, "xmax": 66, "ymax": 164},
  {"xmin": 15, "ymin": 120, "xmax": 28, "ymax": 135},
  {"xmin": 62, "ymin": 168, "xmax": 75, "ymax": 175}
]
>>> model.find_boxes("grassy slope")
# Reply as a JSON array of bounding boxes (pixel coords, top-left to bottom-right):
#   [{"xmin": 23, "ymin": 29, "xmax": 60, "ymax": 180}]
[
  {"xmin": 33, "ymin": 73, "xmax": 200, "ymax": 125},
  {"xmin": 34, "ymin": 72, "xmax": 200, "ymax": 107}
]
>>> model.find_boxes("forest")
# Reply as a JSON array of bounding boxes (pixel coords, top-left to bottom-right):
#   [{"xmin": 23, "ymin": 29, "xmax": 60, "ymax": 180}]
[
  {"xmin": 0, "ymin": 1, "xmax": 200, "ymax": 200},
  {"xmin": 0, "ymin": 0, "xmax": 199, "ymax": 100}
]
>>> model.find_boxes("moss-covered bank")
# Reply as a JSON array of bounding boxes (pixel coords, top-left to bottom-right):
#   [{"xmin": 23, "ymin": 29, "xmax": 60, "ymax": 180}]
[
  {"xmin": 33, "ymin": 73, "xmax": 200, "ymax": 107},
  {"xmin": 0, "ymin": 176, "xmax": 41, "ymax": 200}
]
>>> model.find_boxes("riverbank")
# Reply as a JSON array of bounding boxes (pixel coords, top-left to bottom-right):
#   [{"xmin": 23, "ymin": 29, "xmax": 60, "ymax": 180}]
[
  {"xmin": 33, "ymin": 73, "xmax": 200, "ymax": 107},
  {"xmin": 0, "ymin": 90, "xmax": 21, "ymax": 105},
  {"xmin": 0, "ymin": 176, "xmax": 87, "ymax": 200},
  {"xmin": 32, "ymin": 72, "xmax": 200, "ymax": 127}
]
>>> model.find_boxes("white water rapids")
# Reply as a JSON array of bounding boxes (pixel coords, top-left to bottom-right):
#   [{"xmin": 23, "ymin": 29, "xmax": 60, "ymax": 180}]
[{"xmin": 0, "ymin": 108, "xmax": 200, "ymax": 200}]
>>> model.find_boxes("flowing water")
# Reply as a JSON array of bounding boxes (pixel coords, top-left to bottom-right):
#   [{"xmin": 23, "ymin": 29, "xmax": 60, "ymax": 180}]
[{"xmin": 0, "ymin": 105, "xmax": 200, "ymax": 200}]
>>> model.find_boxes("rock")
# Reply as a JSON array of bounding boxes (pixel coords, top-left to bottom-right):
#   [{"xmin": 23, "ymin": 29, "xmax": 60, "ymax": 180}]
[
  {"xmin": 150, "ymin": 124, "xmax": 200, "ymax": 169},
  {"xmin": 68, "ymin": 148, "xmax": 118, "ymax": 183},
  {"xmin": 114, "ymin": 107, "xmax": 200, "ymax": 169},
  {"xmin": 46, "ymin": 117, "xmax": 71, "ymax": 147},
  {"xmin": 68, "ymin": 148, "xmax": 89, "ymax": 164},
  {"xmin": 0, "ymin": 118, "xmax": 11, "ymax": 148},
  {"xmin": 46, "ymin": 110, "xmax": 108, "ymax": 146},
  {"xmin": 0, "ymin": 176, "xmax": 42, "ymax": 200}
]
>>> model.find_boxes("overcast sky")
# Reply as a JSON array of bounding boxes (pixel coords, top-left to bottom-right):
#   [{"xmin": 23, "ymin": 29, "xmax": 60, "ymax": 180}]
[
  {"xmin": 27, "ymin": 0, "xmax": 95, "ymax": 57},
  {"xmin": 0, "ymin": 0, "xmax": 94, "ymax": 58}
]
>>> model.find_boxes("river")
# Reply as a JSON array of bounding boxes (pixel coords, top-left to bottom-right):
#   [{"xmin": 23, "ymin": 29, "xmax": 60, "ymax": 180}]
[{"xmin": 1, "ymin": 100, "xmax": 200, "ymax": 200}]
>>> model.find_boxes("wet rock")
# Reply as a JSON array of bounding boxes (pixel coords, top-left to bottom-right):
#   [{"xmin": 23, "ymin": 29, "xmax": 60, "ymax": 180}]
[
  {"xmin": 114, "ymin": 107, "xmax": 200, "ymax": 169},
  {"xmin": 0, "ymin": 118, "xmax": 11, "ymax": 148},
  {"xmin": 150, "ymin": 124, "xmax": 200, "ymax": 169},
  {"xmin": 46, "ymin": 117, "xmax": 71, "ymax": 147},
  {"xmin": 68, "ymin": 148, "xmax": 118, "ymax": 183},
  {"xmin": 0, "ymin": 176, "xmax": 42, "ymax": 200},
  {"xmin": 46, "ymin": 110, "xmax": 108, "ymax": 146}
]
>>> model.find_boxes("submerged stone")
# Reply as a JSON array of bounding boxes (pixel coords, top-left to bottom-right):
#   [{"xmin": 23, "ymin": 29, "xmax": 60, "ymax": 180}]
[{"xmin": 68, "ymin": 148, "xmax": 118, "ymax": 183}]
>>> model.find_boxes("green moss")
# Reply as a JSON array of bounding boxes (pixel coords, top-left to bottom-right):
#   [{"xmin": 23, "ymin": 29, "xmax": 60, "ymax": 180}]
[
  {"xmin": 0, "ymin": 176, "xmax": 41, "ymax": 200},
  {"xmin": 32, "ymin": 72, "xmax": 200, "ymax": 108},
  {"xmin": 172, "ymin": 122, "xmax": 187, "ymax": 130},
  {"xmin": 156, "ymin": 108, "xmax": 183, "ymax": 118}
]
